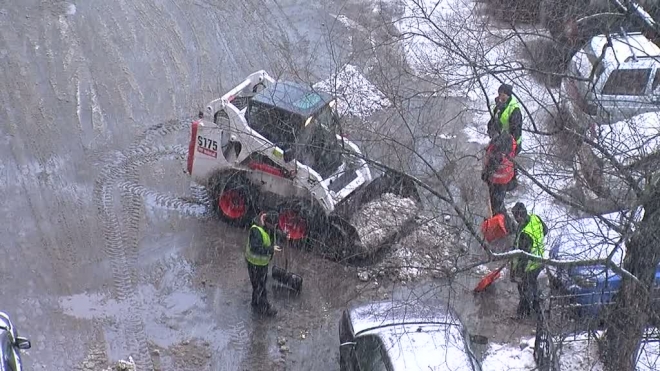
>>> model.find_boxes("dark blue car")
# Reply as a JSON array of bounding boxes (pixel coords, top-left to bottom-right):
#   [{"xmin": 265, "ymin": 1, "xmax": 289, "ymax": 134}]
[
  {"xmin": 545, "ymin": 211, "xmax": 659, "ymax": 318},
  {"xmin": 548, "ymin": 261, "xmax": 660, "ymax": 317}
]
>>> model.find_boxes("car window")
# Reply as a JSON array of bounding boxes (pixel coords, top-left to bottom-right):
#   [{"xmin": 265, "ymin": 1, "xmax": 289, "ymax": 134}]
[
  {"xmin": 355, "ymin": 335, "xmax": 388, "ymax": 371},
  {"xmin": 601, "ymin": 69, "xmax": 652, "ymax": 96},
  {"xmin": 653, "ymin": 71, "xmax": 660, "ymax": 92}
]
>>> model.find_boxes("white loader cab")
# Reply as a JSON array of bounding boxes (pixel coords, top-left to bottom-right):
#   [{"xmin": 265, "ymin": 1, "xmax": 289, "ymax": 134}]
[{"xmin": 186, "ymin": 71, "xmax": 420, "ymax": 260}]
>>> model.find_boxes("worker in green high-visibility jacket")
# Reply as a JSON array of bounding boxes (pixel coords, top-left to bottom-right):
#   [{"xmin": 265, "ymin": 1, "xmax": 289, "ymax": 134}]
[
  {"xmin": 488, "ymin": 84, "xmax": 523, "ymax": 190},
  {"xmin": 245, "ymin": 211, "xmax": 282, "ymax": 317},
  {"xmin": 510, "ymin": 202, "xmax": 548, "ymax": 320}
]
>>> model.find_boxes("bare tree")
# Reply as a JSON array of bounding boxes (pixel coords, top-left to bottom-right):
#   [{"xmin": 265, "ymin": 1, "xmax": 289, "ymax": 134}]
[{"xmin": 307, "ymin": 0, "xmax": 660, "ymax": 369}]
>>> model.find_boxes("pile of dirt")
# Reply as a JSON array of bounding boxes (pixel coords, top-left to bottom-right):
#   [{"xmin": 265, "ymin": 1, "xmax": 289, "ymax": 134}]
[{"xmin": 358, "ymin": 216, "xmax": 467, "ymax": 282}]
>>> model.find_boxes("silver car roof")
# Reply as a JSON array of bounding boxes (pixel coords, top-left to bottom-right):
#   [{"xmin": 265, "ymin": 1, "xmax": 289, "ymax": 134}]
[
  {"xmin": 584, "ymin": 33, "xmax": 660, "ymax": 66},
  {"xmin": 360, "ymin": 323, "xmax": 475, "ymax": 371},
  {"xmin": 348, "ymin": 300, "xmax": 462, "ymax": 336}
]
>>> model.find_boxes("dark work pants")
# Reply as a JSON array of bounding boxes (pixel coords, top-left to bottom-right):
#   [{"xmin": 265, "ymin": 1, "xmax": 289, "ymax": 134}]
[
  {"xmin": 488, "ymin": 182, "xmax": 508, "ymax": 216},
  {"xmin": 247, "ymin": 262, "xmax": 270, "ymax": 312},
  {"xmin": 516, "ymin": 268, "xmax": 541, "ymax": 317}
]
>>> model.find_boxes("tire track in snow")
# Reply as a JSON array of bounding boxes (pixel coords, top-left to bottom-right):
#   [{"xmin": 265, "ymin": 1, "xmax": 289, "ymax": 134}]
[{"xmin": 95, "ymin": 120, "xmax": 212, "ymax": 370}]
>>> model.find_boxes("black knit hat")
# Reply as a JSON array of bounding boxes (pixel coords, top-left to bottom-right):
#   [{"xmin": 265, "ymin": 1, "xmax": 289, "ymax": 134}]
[
  {"xmin": 512, "ymin": 202, "xmax": 527, "ymax": 218},
  {"xmin": 498, "ymin": 84, "xmax": 513, "ymax": 96}
]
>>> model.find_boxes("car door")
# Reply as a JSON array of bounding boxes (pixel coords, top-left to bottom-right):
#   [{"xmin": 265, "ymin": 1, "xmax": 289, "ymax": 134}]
[
  {"xmin": 2, "ymin": 336, "xmax": 17, "ymax": 371},
  {"xmin": 354, "ymin": 335, "xmax": 389, "ymax": 371},
  {"xmin": 339, "ymin": 310, "xmax": 357, "ymax": 371},
  {"xmin": 595, "ymin": 67, "xmax": 655, "ymax": 122}
]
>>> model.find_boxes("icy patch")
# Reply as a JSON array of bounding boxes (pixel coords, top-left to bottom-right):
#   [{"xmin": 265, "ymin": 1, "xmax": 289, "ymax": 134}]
[
  {"xmin": 314, "ymin": 64, "xmax": 391, "ymax": 118},
  {"xmin": 368, "ymin": 217, "xmax": 464, "ymax": 281},
  {"xmin": 350, "ymin": 193, "xmax": 418, "ymax": 253}
]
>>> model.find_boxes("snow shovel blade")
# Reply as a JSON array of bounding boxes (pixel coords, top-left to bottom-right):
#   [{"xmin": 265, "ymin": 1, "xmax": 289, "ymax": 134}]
[
  {"xmin": 474, "ymin": 264, "xmax": 507, "ymax": 293},
  {"xmin": 271, "ymin": 264, "xmax": 303, "ymax": 292}
]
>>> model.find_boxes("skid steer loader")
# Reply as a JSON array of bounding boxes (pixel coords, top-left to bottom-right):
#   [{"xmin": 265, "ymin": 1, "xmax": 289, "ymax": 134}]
[{"xmin": 186, "ymin": 70, "xmax": 421, "ymax": 261}]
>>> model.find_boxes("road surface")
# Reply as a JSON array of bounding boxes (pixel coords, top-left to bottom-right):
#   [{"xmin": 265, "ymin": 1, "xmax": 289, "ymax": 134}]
[{"xmin": 0, "ymin": 0, "xmax": 532, "ymax": 370}]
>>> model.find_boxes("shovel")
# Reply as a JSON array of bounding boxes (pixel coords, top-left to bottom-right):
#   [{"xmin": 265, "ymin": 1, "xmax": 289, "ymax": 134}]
[
  {"xmin": 474, "ymin": 263, "xmax": 508, "ymax": 293},
  {"xmin": 272, "ymin": 258, "xmax": 303, "ymax": 292},
  {"xmin": 480, "ymin": 190, "xmax": 508, "ymax": 243},
  {"xmin": 271, "ymin": 240, "xmax": 303, "ymax": 292}
]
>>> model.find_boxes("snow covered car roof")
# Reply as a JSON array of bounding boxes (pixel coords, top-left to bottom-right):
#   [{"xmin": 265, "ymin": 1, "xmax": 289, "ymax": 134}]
[
  {"xmin": 360, "ymin": 323, "xmax": 477, "ymax": 371},
  {"xmin": 547, "ymin": 212, "xmax": 626, "ymax": 265},
  {"xmin": 590, "ymin": 111, "xmax": 660, "ymax": 167},
  {"xmin": 348, "ymin": 300, "xmax": 477, "ymax": 371},
  {"xmin": 348, "ymin": 299, "xmax": 462, "ymax": 336},
  {"xmin": 586, "ymin": 32, "xmax": 660, "ymax": 67}
]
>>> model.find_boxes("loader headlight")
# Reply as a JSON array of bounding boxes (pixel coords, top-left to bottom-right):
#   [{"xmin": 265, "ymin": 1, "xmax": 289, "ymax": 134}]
[{"xmin": 573, "ymin": 276, "xmax": 597, "ymax": 289}]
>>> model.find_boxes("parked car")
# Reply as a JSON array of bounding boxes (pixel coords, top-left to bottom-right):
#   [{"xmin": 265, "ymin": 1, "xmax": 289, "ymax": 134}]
[
  {"xmin": 544, "ymin": 210, "xmax": 660, "ymax": 318},
  {"xmin": 338, "ymin": 300, "xmax": 485, "ymax": 371},
  {"xmin": 573, "ymin": 111, "xmax": 660, "ymax": 201},
  {"xmin": 560, "ymin": 32, "xmax": 660, "ymax": 128},
  {"xmin": 539, "ymin": 0, "xmax": 660, "ymax": 50},
  {"xmin": 0, "ymin": 312, "xmax": 31, "ymax": 371}
]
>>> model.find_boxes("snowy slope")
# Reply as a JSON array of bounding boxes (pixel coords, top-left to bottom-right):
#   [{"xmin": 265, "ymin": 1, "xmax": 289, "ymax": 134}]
[
  {"xmin": 395, "ymin": 0, "xmax": 557, "ymax": 145},
  {"xmin": 482, "ymin": 332, "xmax": 660, "ymax": 371},
  {"xmin": 393, "ymin": 0, "xmax": 659, "ymax": 369}
]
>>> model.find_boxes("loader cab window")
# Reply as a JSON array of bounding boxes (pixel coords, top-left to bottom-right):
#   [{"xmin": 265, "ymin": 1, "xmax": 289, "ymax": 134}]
[
  {"xmin": 247, "ymin": 102, "xmax": 300, "ymax": 146},
  {"xmin": 297, "ymin": 105, "xmax": 343, "ymax": 177}
]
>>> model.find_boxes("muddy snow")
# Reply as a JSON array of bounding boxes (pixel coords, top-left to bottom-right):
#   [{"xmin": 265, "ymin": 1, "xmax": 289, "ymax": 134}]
[
  {"xmin": 374, "ymin": 216, "xmax": 466, "ymax": 281},
  {"xmin": 350, "ymin": 192, "xmax": 419, "ymax": 253}
]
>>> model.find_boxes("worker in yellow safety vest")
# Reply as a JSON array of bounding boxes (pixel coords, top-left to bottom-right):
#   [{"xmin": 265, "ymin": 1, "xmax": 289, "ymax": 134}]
[
  {"xmin": 488, "ymin": 84, "xmax": 523, "ymax": 191},
  {"xmin": 245, "ymin": 211, "xmax": 282, "ymax": 316},
  {"xmin": 511, "ymin": 202, "xmax": 548, "ymax": 319}
]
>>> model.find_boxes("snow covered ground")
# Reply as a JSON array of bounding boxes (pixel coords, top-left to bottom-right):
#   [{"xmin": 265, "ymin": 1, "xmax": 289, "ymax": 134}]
[
  {"xmin": 360, "ymin": 214, "xmax": 466, "ymax": 282},
  {"xmin": 314, "ymin": 64, "xmax": 391, "ymax": 118},
  {"xmin": 394, "ymin": 0, "xmax": 557, "ymax": 145},
  {"xmin": 389, "ymin": 0, "xmax": 659, "ymax": 369},
  {"xmin": 481, "ymin": 331, "xmax": 660, "ymax": 371}
]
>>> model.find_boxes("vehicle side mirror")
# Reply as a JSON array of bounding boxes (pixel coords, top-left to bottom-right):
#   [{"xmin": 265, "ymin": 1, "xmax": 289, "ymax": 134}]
[
  {"xmin": 15, "ymin": 337, "xmax": 31, "ymax": 350},
  {"xmin": 469, "ymin": 334, "xmax": 489, "ymax": 345},
  {"xmin": 283, "ymin": 146, "xmax": 296, "ymax": 163}
]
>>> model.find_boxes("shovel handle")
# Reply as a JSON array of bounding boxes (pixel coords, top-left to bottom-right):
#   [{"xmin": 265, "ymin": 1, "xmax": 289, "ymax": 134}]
[{"xmin": 494, "ymin": 262, "xmax": 508, "ymax": 273}]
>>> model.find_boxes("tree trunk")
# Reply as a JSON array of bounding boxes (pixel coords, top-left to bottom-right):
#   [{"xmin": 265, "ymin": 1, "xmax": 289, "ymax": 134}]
[{"xmin": 603, "ymin": 187, "xmax": 660, "ymax": 371}]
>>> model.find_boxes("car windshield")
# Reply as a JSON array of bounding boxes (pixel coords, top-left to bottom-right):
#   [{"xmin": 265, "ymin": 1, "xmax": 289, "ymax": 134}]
[
  {"xmin": 373, "ymin": 324, "xmax": 475, "ymax": 371},
  {"xmin": 247, "ymin": 101, "xmax": 302, "ymax": 146}
]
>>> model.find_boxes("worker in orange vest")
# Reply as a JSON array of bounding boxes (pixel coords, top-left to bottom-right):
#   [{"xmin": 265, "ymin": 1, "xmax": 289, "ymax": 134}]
[{"xmin": 482, "ymin": 125, "xmax": 517, "ymax": 217}]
